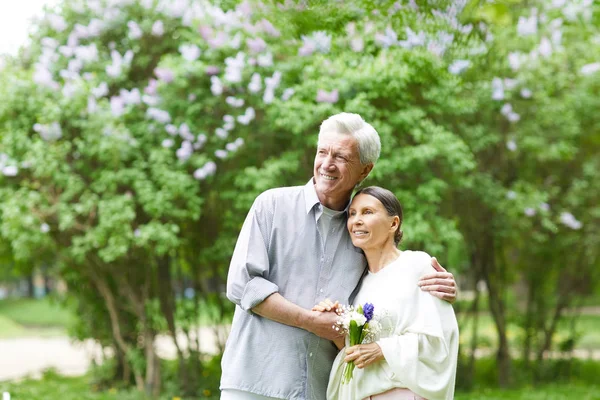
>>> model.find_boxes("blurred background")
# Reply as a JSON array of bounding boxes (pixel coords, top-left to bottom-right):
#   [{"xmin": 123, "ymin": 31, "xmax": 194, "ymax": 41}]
[{"xmin": 0, "ymin": 0, "xmax": 599, "ymax": 399}]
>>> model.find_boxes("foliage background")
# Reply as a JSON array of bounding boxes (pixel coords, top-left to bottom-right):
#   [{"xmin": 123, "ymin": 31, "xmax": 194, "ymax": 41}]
[{"xmin": 0, "ymin": 0, "xmax": 599, "ymax": 398}]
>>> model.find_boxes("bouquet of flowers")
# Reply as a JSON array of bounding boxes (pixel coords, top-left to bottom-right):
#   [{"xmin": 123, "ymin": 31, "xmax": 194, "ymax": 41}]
[{"xmin": 334, "ymin": 302, "xmax": 382, "ymax": 384}]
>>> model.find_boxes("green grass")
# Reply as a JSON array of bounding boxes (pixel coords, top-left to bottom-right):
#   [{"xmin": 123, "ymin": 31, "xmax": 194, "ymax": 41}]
[
  {"xmin": 0, "ymin": 298, "xmax": 74, "ymax": 328},
  {"xmin": 0, "ymin": 372, "xmax": 147, "ymax": 400},
  {"xmin": 456, "ymin": 383, "xmax": 600, "ymax": 399},
  {"xmin": 0, "ymin": 371, "xmax": 218, "ymax": 400},
  {"xmin": 457, "ymin": 312, "xmax": 600, "ymax": 351},
  {"xmin": 0, "ymin": 298, "xmax": 74, "ymax": 338},
  {"xmin": 1, "ymin": 372, "xmax": 597, "ymax": 400}
]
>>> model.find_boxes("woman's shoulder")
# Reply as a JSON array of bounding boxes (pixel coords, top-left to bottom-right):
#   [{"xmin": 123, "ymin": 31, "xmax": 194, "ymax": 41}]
[{"xmin": 401, "ymin": 250, "xmax": 435, "ymax": 276}]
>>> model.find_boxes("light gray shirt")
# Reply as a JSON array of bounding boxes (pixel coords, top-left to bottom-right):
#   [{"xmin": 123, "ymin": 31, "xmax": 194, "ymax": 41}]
[{"xmin": 221, "ymin": 180, "xmax": 367, "ymax": 400}]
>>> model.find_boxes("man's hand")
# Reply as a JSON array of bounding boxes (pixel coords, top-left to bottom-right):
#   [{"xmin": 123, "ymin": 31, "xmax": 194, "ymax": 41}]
[
  {"xmin": 344, "ymin": 343, "xmax": 384, "ymax": 369},
  {"xmin": 418, "ymin": 257, "xmax": 457, "ymax": 304},
  {"xmin": 303, "ymin": 310, "xmax": 343, "ymax": 341}
]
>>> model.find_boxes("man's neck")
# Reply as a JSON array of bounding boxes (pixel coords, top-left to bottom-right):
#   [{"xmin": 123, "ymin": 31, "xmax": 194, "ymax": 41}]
[{"xmin": 316, "ymin": 190, "xmax": 352, "ymax": 211}]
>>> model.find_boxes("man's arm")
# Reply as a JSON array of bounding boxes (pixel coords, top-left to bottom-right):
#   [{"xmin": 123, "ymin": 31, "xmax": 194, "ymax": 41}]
[
  {"xmin": 253, "ymin": 293, "xmax": 342, "ymax": 341},
  {"xmin": 226, "ymin": 194, "xmax": 341, "ymax": 340},
  {"xmin": 418, "ymin": 257, "xmax": 458, "ymax": 303}
]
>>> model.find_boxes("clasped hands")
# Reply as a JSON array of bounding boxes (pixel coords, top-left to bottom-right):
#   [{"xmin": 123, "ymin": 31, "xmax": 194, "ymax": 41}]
[{"xmin": 311, "ymin": 299, "xmax": 384, "ymax": 369}]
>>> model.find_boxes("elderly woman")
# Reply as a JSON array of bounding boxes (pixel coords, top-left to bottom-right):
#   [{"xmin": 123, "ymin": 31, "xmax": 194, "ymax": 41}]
[{"xmin": 314, "ymin": 186, "xmax": 459, "ymax": 400}]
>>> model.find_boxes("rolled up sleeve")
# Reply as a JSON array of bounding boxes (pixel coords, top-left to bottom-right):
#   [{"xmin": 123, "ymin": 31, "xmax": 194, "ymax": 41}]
[{"xmin": 226, "ymin": 194, "xmax": 279, "ymax": 312}]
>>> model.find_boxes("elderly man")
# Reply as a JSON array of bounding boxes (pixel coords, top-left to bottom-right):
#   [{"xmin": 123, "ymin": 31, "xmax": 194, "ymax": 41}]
[{"xmin": 220, "ymin": 113, "xmax": 457, "ymax": 400}]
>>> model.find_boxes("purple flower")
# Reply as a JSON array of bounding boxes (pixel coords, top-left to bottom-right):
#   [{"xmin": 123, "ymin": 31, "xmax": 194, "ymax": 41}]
[
  {"xmin": 155, "ymin": 67, "xmax": 174, "ymax": 83},
  {"xmin": 316, "ymin": 89, "xmax": 339, "ymax": 103},
  {"xmin": 363, "ymin": 303, "xmax": 374, "ymax": 323}
]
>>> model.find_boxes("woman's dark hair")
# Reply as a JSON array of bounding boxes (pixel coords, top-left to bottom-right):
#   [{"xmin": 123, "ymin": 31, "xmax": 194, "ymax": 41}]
[{"xmin": 353, "ymin": 186, "xmax": 404, "ymax": 245}]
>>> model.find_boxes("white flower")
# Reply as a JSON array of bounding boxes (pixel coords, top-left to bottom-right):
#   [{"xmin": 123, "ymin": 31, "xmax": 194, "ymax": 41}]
[
  {"xmin": 520, "ymin": 88, "xmax": 532, "ymax": 98},
  {"xmin": 517, "ymin": 14, "xmax": 537, "ymax": 36},
  {"xmin": 127, "ymin": 21, "xmax": 143, "ymax": 39},
  {"xmin": 349, "ymin": 311, "xmax": 367, "ymax": 327},
  {"xmin": 162, "ymin": 139, "xmax": 174, "ymax": 148},
  {"xmin": 2, "ymin": 165, "xmax": 18, "ymax": 176},
  {"xmin": 448, "ymin": 60, "xmax": 470, "ymax": 75},
  {"xmin": 508, "ymin": 52, "xmax": 524, "ymax": 71},
  {"xmin": 74, "ymin": 44, "xmax": 99, "ymax": 63},
  {"xmin": 506, "ymin": 140, "xmax": 517, "ymax": 151},
  {"xmin": 120, "ymin": 88, "xmax": 141, "ymax": 105},
  {"xmin": 224, "ymin": 52, "xmax": 245, "ymax": 83},
  {"xmin": 179, "ymin": 44, "xmax": 201, "ymax": 61},
  {"xmin": 110, "ymin": 96, "xmax": 126, "ymax": 117},
  {"xmin": 165, "ymin": 124, "xmax": 178, "ymax": 135},
  {"xmin": 215, "ymin": 128, "xmax": 228, "ymax": 139},
  {"xmin": 350, "ymin": 37, "xmax": 364, "ymax": 52},
  {"xmin": 48, "ymin": 14, "xmax": 67, "ymax": 32},
  {"xmin": 146, "ymin": 108, "xmax": 171, "ymax": 124},
  {"xmin": 176, "ymin": 141, "xmax": 193, "ymax": 162},
  {"xmin": 106, "ymin": 50, "xmax": 134, "ymax": 78},
  {"xmin": 211, "ymin": 76, "xmax": 223, "ymax": 96},
  {"xmin": 152, "ymin": 20, "xmax": 164, "ymax": 36},
  {"xmin": 87, "ymin": 97, "xmax": 98, "ymax": 114},
  {"xmin": 215, "ymin": 149, "xmax": 228, "ymax": 159},
  {"xmin": 506, "ymin": 190, "xmax": 517, "ymax": 200},
  {"xmin": 34, "ymin": 122, "xmax": 63, "ymax": 141},
  {"xmin": 40, "ymin": 223, "xmax": 50, "ymax": 233},
  {"xmin": 491, "ymin": 78, "xmax": 504, "ymax": 100},
  {"xmin": 142, "ymin": 95, "xmax": 160, "ymax": 106},
  {"xmin": 524, "ymin": 207, "xmax": 536, "ymax": 217},
  {"xmin": 538, "ymin": 37, "xmax": 553, "ymax": 58},
  {"xmin": 375, "ymin": 26, "xmax": 398, "ymax": 48},
  {"xmin": 193, "ymin": 161, "xmax": 217, "ymax": 180},
  {"xmin": 226, "ymin": 96, "xmax": 244, "ymax": 108},
  {"xmin": 248, "ymin": 73, "xmax": 262, "ymax": 93},
  {"xmin": 560, "ymin": 212, "xmax": 582, "ymax": 230},
  {"xmin": 581, "ymin": 63, "xmax": 600, "ymax": 75},
  {"xmin": 257, "ymin": 52, "xmax": 273, "ymax": 67},
  {"xmin": 237, "ymin": 107, "xmax": 256, "ymax": 125},
  {"xmin": 282, "ymin": 88, "xmax": 295, "ymax": 101},
  {"xmin": 539, "ymin": 202, "xmax": 550, "ymax": 211},
  {"xmin": 398, "ymin": 27, "xmax": 426, "ymax": 48}
]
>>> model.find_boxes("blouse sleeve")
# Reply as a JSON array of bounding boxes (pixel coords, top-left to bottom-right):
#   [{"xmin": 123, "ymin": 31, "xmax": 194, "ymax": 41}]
[{"xmin": 375, "ymin": 253, "xmax": 459, "ymax": 400}]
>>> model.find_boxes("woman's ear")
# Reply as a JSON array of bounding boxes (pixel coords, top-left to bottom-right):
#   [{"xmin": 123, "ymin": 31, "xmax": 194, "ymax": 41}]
[{"xmin": 390, "ymin": 215, "xmax": 400, "ymax": 231}]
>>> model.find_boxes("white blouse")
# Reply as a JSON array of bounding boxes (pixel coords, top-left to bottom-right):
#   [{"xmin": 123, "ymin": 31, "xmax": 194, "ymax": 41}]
[{"xmin": 327, "ymin": 251, "xmax": 459, "ymax": 400}]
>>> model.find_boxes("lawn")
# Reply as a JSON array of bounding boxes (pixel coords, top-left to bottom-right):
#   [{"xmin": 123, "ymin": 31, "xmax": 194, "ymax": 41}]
[
  {"xmin": 1, "ymin": 372, "xmax": 598, "ymax": 400},
  {"xmin": 0, "ymin": 298, "xmax": 73, "ymax": 338}
]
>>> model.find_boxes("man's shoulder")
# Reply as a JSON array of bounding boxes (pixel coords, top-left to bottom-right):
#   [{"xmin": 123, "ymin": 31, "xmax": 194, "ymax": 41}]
[{"xmin": 255, "ymin": 184, "xmax": 305, "ymax": 205}]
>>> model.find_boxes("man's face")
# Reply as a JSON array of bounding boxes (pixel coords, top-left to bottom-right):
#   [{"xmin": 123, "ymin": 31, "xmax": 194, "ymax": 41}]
[{"xmin": 313, "ymin": 131, "xmax": 372, "ymax": 201}]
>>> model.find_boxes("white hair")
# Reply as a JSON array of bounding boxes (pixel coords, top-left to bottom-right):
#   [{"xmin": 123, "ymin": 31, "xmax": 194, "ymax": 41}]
[{"xmin": 318, "ymin": 112, "xmax": 381, "ymax": 165}]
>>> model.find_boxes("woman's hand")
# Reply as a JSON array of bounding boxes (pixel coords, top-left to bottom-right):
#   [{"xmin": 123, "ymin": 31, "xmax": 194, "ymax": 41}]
[
  {"xmin": 312, "ymin": 298, "xmax": 340, "ymax": 312},
  {"xmin": 344, "ymin": 343, "xmax": 384, "ymax": 369}
]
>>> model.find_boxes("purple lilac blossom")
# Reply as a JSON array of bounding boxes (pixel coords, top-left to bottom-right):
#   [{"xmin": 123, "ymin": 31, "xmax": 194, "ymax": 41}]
[
  {"xmin": 316, "ymin": 89, "xmax": 339, "ymax": 104},
  {"xmin": 155, "ymin": 67, "xmax": 174, "ymax": 83}
]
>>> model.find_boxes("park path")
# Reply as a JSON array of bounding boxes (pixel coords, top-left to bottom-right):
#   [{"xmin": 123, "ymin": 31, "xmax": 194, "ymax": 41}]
[
  {"xmin": 0, "ymin": 326, "xmax": 230, "ymax": 382},
  {"xmin": 1, "ymin": 323, "xmax": 600, "ymax": 382}
]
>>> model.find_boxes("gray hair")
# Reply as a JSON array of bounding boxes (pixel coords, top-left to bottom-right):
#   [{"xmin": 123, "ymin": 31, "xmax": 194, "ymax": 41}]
[{"xmin": 318, "ymin": 113, "xmax": 381, "ymax": 166}]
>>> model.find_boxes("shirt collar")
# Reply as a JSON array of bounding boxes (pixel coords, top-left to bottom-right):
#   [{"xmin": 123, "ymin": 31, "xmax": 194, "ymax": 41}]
[
  {"xmin": 303, "ymin": 178, "xmax": 321, "ymax": 215},
  {"xmin": 303, "ymin": 178, "xmax": 352, "ymax": 215}
]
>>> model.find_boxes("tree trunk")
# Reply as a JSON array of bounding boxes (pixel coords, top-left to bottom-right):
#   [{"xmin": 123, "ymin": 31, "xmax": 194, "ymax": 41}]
[
  {"xmin": 88, "ymin": 267, "xmax": 145, "ymax": 391},
  {"xmin": 156, "ymin": 256, "xmax": 190, "ymax": 395},
  {"xmin": 480, "ymin": 235, "xmax": 511, "ymax": 387}
]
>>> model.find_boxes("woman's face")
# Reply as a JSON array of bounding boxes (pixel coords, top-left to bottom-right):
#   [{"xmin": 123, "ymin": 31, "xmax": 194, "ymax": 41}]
[{"xmin": 347, "ymin": 193, "xmax": 399, "ymax": 251}]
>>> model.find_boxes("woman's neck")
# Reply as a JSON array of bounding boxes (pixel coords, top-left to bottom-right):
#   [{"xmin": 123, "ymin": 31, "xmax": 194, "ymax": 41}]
[{"xmin": 363, "ymin": 241, "xmax": 402, "ymax": 274}]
